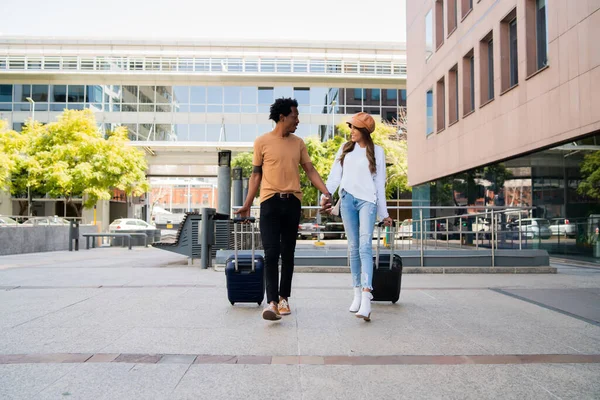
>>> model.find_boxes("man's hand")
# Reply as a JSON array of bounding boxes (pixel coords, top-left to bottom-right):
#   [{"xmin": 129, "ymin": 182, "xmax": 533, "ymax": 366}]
[
  {"xmin": 235, "ymin": 205, "xmax": 251, "ymax": 218},
  {"xmin": 382, "ymin": 217, "xmax": 393, "ymax": 227},
  {"xmin": 319, "ymin": 193, "xmax": 332, "ymax": 214}
]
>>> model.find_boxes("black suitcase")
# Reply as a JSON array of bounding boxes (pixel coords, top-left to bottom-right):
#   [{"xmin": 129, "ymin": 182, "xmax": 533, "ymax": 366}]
[
  {"xmin": 225, "ymin": 217, "xmax": 265, "ymax": 306},
  {"xmin": 371, "ymin": 222, "xmax": 403, "ymax": 303}
]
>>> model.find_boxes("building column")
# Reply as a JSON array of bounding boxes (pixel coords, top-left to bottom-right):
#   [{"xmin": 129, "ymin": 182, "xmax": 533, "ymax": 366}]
[
  {"xmin": 232, "ymin": 167, "xmax": 243, "ymax": 209},
  {"xmin": 217, "ymin": 150, "xmax": 232, "ymax": 216},
  {"xmin": 82, "ymin": 200, "xmax": 110, "ymax": 231},
  {"xmin": 0, "ymin": 189, "xmax": 11, "ymax": 216}
]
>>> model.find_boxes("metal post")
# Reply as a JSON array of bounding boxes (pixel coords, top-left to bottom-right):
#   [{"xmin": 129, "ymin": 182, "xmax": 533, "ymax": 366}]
[
  {"xmin": 491, "ymin": 209, "xmax": 495, "ymax": 267},
  {"xmin": 232, "ymin": 167, "xmax": 243, "ymax": 209},
  {"xmin": 242, "ymin": 177, "xmax": 249, "ymax": 204},
  {"xmin": 419, "ymin": 208, "xmax": 424, "ymax": 267},
  {"xmin": 519, "ymin": 217, "xmax": 523, "ymax": 250},
  {"xmin": 217, "ymin": 150, "xmax": 232, "ymax": 216},
  {"xmin": 459, "ymin": 216, "xmax": 463, "ymax": 249},
  {"xmin": 434, "ymin": 218, "xmax": 437, "ymax": 249},
  {"xmin": 200, "ymin": 207, "xmax": 210, "ymax": 269},
  {"xmin": 446, "ymin": 217, "xmax": 450, "ymax": 249},
  {"xmin": 475, "ymin": 216, "xmax": 479, "ymax": 250}
]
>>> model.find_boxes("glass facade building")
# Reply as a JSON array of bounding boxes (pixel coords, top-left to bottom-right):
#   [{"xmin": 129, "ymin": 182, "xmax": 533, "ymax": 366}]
[
  {"xmin": 412, "ymin": 133, "xmax": 600, "ymax": 258},
  {"xmin": 0, "ymin": 84, "xmax": 406, "ymax": 141}
]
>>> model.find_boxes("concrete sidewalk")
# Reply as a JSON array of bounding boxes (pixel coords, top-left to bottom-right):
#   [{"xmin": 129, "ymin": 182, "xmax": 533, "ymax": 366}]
[{"xmin": 0, "ymin": 248, "xmax": 599, "ymax": 399}]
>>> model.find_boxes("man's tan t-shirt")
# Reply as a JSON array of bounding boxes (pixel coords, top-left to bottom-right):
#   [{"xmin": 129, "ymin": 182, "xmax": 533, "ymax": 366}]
[{"xmin": 252, "ymin": 132, "xmax": 311, "ymax": 203}]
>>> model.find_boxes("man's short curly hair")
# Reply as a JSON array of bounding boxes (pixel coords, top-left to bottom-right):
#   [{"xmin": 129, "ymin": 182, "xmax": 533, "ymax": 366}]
[{"xmin": 269, "ymin": 97, "xmax": 299, "ymax": 123}]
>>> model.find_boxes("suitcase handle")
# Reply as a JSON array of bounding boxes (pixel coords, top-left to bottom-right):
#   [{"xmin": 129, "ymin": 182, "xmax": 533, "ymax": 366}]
[
  {"xmin": 233, "ymin": 217, "xmax": 256, "ymax": 224},
  {"xmin": 375, "ymin": 221, "xmax": 396, "ymax": 270},
  {"xmin": 233, "ymin": 219, "xmax": 256, "ymax": 272}
]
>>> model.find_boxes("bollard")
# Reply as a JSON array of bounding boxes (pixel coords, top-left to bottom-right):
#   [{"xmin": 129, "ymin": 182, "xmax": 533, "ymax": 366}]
[{"xmin": 69, "ymin": 220, "xmax": 80, "ymax": 251}]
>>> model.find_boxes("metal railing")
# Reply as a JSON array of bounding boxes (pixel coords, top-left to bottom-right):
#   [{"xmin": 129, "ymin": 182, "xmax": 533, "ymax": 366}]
[
  {"xmin": 235, "ymin": 205, "xmax": 543, "ymax": 267},
  {"xmin": 0, "ymin": 55, "xmax": 407, "ymax": 78}
]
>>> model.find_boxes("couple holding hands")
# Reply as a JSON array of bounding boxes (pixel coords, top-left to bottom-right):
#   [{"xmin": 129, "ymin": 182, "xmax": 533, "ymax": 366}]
[{"xmin": 236, "ymin": 97, "xmax": 392, "ymax": 322}]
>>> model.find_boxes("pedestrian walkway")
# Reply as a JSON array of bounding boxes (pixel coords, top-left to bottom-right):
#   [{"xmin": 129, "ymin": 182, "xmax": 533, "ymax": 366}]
[{"xmin": 0, "ymin": 248, "xmax": 599, "ymax": 399}]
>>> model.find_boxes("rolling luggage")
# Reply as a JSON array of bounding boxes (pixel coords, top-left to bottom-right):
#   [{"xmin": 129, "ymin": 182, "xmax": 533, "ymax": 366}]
[
  {"xmin": 225, "ymin": 217, "xmax": 265, "ymax": 306},
  {"xmin": 371, "ymin": 222, "xmax": 403, "ymax": 303}
]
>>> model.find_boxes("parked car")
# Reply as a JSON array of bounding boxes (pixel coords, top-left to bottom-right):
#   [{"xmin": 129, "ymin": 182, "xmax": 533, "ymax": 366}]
[
  {"xmin": 435, "ymin": 219, "xmax": 459, "ymax": 240},
  {"xmin": 22, "ymin": 216, "xmax": 70, "ymax": 226},
  {"xmin": 298, "ymin": 219, "xmax": 325, "ymax": 240},
  {"xmin": 374, "ymin": 219, "xmax": 413, "ymax": 240},
  {"xmin": 109, "ymin": 218, "xmax": 156, "ymax": 232},
  {"xmin": 508, "ymin": 218, "xmax": 552, "ymax": 239},
  {"xmin": 0, "ymin": 216, "xmax": 18, "ymax": 227},
  {"xmin": 321, "ymin": 214, "xmax": 345, "ymax": 240},
  {"xmin": 549, "ymin": 218, "xmax": 577, "ymax": 237},
  {"xmin": 397, "ymin": 219, "xmax": 413, "ymax": 239}
]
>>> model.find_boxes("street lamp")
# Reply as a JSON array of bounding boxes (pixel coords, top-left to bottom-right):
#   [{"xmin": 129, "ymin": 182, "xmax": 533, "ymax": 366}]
[{"xmin": 26, "ymin": 97, "xmax": 35, "ymax": 124}]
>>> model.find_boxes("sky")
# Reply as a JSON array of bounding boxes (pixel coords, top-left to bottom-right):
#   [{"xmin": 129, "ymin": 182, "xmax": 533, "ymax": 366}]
[{"xmin": 0, "ymin": 0, "xmax": 407, "ymax": 43}]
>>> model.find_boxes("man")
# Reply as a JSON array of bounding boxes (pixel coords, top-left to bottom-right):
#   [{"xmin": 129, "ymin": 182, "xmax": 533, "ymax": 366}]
[{"xmin": 235, "ymin": 98, "xmax": 331, "ymax": 321}]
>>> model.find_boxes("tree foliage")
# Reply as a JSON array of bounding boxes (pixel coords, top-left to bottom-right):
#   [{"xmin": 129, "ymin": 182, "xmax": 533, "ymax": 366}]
[
  {"xmin": 1, "ymin": 110, "xmax": 149, "ymax": 215},
  {"xmin": 231, "ymin": 151, "xmax": 254, "ymax": 178},
  {"xmin": 0, "ymin": 121, "xmax": 23, "ymax": 191},
  {"xmin": 578, "ymin": 151, "xmax": 600, "ymax": 200}
]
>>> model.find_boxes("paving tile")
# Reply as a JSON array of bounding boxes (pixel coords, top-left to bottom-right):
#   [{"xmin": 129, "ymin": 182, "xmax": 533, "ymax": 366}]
[
  {"xmin": 113, "ymin": 353, "xmax": 162, "ymax": 363},
  {"xmin": 299, "ymin": 356, "xmax": 324, "ymax": 365},
  {"xmin": 271, "ymin": 356, "xmax": 300, "ymax": 364},
  {"xmin": 236, "ymin": 355, "xmax": 272, "ymax": 364},
  {"xmin": 193, "ymin": 355, "xmax": 237, "ymax": 364},
  {"xmin": 158, "ymin": 354, "xmax": 197, "ymax": 364},
  {"xmin": 85, "ymin": 353, "xmax": 120, "ymax": 363}
]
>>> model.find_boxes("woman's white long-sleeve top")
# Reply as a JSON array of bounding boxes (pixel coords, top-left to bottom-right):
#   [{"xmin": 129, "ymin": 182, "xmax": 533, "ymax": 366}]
[{"xmin": 325, "ymin": 143, "xmax": 389, "ymax": 220}]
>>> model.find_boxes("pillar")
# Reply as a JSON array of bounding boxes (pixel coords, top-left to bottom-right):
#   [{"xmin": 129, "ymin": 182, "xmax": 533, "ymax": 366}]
[{"xmin": 217, "ymin": 150, "xmax": 232, "ymax": 216}]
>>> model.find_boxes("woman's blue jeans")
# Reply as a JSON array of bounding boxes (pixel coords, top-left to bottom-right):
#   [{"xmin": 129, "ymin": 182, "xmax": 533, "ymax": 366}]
[{"xmin": 340, "ymin": 190, "xmax": 377, "ymax": 289}]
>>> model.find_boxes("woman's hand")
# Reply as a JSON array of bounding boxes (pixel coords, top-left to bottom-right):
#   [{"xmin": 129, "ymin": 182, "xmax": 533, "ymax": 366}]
[
  {"xmin": 382, "ymin": 217, "xmax": 393, "ymax": 227},
  {"xmin": 319, "ymin": 193, "xmax": 332, "ymax": 213}
]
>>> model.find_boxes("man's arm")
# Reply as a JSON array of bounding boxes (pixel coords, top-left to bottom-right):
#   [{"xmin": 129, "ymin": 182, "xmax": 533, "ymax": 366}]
[
  {"xmin": 301, "ymin": 162, "xmax": 331, "ymax": 198},
  {"xmin": 235, "ymin": 166, "xmax": 262, "ymax": 217}
]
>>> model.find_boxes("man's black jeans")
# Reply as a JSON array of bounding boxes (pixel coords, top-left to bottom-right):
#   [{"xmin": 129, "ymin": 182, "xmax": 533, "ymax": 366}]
[{"xmin": 260, "ymin": 194, "xmax": 301, "ymax": 305}]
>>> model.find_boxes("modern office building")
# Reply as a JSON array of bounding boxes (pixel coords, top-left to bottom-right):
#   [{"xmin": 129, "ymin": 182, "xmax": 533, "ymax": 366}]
[
  {"xmin": 0, "ymin": 37, "xmax": 406, "ymax": 228},
  {"xmin": 407, "ymin": 0, "xmax": 600, "ymax": 257}
]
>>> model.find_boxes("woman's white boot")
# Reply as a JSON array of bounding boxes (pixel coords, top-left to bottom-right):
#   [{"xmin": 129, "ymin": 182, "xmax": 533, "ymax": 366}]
[
  {"xmin": 355, "ymin": 291, "xmax": 373, "ymax": 321},
  {"xmin": 349, "ymin": 287, "xmax": 362, "ymax": 312}
]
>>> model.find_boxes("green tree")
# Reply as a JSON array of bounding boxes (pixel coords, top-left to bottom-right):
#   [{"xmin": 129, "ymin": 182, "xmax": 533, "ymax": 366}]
[
  {"xmin": 578, "ymin": 151, "xmax": 600, "ymax": 200},
  {"xmin": 17, "ymin": 110, "xmax": 149, "ymax": 216},
  {"xmin": 231, "ymin": 152, "xmax": 254, "ymax": 178},
  {"xmin": 0, "ymin": 121, "xmax": 20, "ymax": 191}
]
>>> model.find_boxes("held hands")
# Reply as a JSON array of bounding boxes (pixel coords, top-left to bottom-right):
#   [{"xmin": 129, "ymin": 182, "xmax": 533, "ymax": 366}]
[
  {"xmin": 382, "ymin": 217, "xmax": 393, "ymax": 227},
  {"xmin": 319, "ymin": 193, "xmax": 332, "ymax": 214}
]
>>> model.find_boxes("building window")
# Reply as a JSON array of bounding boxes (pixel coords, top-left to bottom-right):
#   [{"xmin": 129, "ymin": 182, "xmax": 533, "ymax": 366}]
[
  {"xmin": 479, "ymin": 31, "xmax": 495, "ymax": 103},
  {"xmin": 436, "ymin": 77, "xmax": 445, "ymax": 132},
  {"xmin": 435, "ymin": 0, "xmax": 444, "ymax": 49},
  {"xmin": 426, "ymin": 89, "xmax": 434, "ymax": 135},
  {"xmin": 500, "ymin": 9, "xmax": 518, "ymax": 92},
  {"xmin": 425, "ymin": 9, "xmax": 434, "ymax": 61},
  {"xmin": 463, "ymin": 50, "xmax": 475, "ymax": 115},
  {"xmin": 526, "ymin": 0, "xmax": 548, "ymax": 75},
  {"xmin": 447, "ymin": 0, "xmax": 458, "ymax": 35},
  {"xmin": 461, "ymin": 0, "xmax": 473, "ymax": 19},
  {"xmin": 353, "ymin": 88, "xmax": 364, "ymax": 100},
  {"xmin": 448, "ymin": 65, "xmax": 459, "ymax": 124},
  {"xmin": 509, "ymin": 19, "xmax": 518, "ymax": 87}
]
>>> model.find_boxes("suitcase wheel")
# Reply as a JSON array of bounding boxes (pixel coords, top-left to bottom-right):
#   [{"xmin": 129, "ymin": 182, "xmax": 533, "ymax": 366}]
[
  {"xmin": 257, "ymin": 302, "xmax": 262, "ymax": 306},
  {"xmin": 230, "ymin": 302, "xmax": 235, "ymax": 305},
  {"xmin": 392, "ymin": 300, "xmax": 397, "ymax": 304}
]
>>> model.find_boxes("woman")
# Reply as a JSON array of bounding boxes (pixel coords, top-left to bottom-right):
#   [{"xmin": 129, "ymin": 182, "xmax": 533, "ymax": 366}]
[{"xmin": 320, "ymin": 112, "xmax": 393, "ymax": 321}]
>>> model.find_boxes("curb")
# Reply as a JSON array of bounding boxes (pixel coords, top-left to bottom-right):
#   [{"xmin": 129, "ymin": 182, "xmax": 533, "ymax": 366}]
[{"xmin": 213, "ymin": 265, "xmax": 557, "ymax": 274}]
